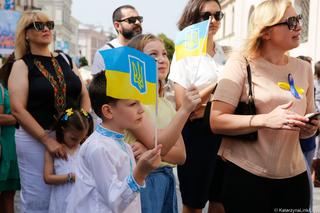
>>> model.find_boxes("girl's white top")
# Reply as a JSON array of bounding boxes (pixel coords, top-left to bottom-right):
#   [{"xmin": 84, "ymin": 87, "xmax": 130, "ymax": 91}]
[{"xmin": 49, "ymin": 146, "xmax": 80, "ymax": 213}]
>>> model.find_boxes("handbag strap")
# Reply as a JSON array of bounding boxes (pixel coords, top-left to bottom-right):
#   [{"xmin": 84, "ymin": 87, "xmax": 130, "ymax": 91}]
[
  {"xmin": 244, "ymin": 57, "xmax": 254, "ymax": 100},
  {"xmin": 107, "ymin": 43, "xmax": 115, "ymax": 49}
]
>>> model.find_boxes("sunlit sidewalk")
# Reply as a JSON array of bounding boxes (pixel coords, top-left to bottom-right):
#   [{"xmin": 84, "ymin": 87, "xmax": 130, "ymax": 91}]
[{"xmin": 14, "ymin": 172, "xmax": 320, "ymax": 213}]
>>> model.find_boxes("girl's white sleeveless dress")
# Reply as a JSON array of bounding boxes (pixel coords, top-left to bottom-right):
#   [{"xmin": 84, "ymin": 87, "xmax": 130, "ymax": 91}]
[{"xmin": 48, "ymin": 146, "xmax": 79, "ymax": 213}]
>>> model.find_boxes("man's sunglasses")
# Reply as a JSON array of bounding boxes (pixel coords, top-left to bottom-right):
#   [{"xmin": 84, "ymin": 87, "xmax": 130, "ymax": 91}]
[
  {"xmin": 200, "ymin": 11, "xmax": 224, "ymax": 21},
  {"xmin": 270, "ymin": 14, "xmax": 302, "ymax": 30},
  {"xmin": 117, "ymin": 16, "xmax": 143, "ymax": 24},
  {"xmin": 26, "ymin": 21, "xmax": 55, "ymax": 31}
]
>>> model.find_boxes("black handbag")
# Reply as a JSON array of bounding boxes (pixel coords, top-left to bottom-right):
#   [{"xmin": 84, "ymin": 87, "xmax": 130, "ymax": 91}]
[{"xmin": 231, "ymin": 57, "xmax": 257, "ymax": 141}]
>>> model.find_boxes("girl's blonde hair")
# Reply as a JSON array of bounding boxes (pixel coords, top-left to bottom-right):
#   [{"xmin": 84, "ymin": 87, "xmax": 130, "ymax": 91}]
[
  {"xmin": 15, "ymin": 11, "xmax": 51, "ymax": 59},
  {"xmin": 243, "ymin": 0, "xmax": 292, "ymax": 58}
]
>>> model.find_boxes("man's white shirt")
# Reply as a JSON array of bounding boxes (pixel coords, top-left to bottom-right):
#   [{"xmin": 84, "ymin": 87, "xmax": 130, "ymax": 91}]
[{"xmin": 91, "ymin": 38, "xmax": 122, "ymax": 75}]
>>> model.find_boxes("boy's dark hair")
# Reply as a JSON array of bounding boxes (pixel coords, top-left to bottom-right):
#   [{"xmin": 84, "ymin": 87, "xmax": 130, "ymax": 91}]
[
  {"xmin": 112, "ymin": 5, "xmax": 136, "ymax": 23},
  {"xmin": 55, "ymin": 109, "xmax": 93, "ymax": 144},
  {"xmin": 89, "ymin": 71, "xmax": 118, "ymax": 119},
  {"xmin": 0, "ymin": 53, "xmax": 15, "ymax": 88}
]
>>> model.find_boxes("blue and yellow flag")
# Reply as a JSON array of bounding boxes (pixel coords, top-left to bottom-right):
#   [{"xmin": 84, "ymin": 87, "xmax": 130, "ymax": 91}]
[
  {"xmin": 99, "ymin": 46, "xmax": 157, "ymax": 105},
  {"xmin": 174, "ymin": 20, "xmax": 210, "ymax": 61}
]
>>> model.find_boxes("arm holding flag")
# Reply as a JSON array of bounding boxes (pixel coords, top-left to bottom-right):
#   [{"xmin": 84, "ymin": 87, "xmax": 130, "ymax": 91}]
[
  {"xmin": 100, "ymin": 46, "xmax": 200, "ymax": 157},
  {"xmin": 131, "ymin": 85, "xmax": 200, "ymax": 155}
]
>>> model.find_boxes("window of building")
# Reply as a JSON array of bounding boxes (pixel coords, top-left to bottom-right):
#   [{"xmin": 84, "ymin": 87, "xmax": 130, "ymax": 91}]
[
  {"xmin": 294, "ymin": 0, "xmax": 309, "ymax": 43},
  {"xmin": 247, "ymin": 5, "xmax": 255, "ymax": 36},
  {"xmin": 232, "ymin": 5, "xmax": 235, "ymax": 35},
  {"xmin": 224, "ymin": 4, "xmax": 234, "ymax": 36}
]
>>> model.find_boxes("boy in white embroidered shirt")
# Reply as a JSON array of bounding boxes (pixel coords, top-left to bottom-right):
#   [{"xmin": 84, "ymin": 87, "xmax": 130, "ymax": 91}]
[{"xmin": 66, "ymin": 71, "xmax": 162, "ymax": 213}]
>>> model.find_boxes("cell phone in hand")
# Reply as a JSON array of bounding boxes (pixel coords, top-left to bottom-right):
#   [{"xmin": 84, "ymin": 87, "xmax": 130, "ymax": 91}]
[{"xmin": 305, "ymin": 112, "xmax": 320, "ymax": 122}]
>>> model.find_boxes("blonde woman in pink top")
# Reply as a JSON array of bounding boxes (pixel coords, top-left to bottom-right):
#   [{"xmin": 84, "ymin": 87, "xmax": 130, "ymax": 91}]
[{"xmin": 211, "ymin": 0, "xmax": 318, "ymax": 212}]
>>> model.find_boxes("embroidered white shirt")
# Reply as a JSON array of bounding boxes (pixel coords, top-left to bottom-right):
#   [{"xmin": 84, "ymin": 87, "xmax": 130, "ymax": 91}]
[{"xmin": 66, "ymin": 125, "xmax": 142, "ymax": 213}]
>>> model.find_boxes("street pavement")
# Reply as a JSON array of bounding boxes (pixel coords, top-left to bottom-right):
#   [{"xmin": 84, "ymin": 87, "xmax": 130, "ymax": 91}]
[
  {"xmin": 14, "ymin": 170, "xmax": 320, "ymax": 213},
  {"xmin": 314, "ymin": 187, "xmax": 320, "ymax": 213}
]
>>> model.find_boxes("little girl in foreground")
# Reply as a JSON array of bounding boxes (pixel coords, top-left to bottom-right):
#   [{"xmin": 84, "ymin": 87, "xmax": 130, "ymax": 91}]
[{"xmin": 44, "ymin": 108, "xmax": 93, "ymax": 213}]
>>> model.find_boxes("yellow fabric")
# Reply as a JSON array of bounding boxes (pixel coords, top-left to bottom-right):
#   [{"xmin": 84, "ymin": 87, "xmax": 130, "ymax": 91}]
[
  {"xmin": 124, "ymin": 97, "xmax": 177, "ymax": 167},
  {"xmin": 105, "ymin": 70, "xmax": 157, "ymax": 105},
  {"xmin": 175, "ymin": 37, "xmax": 208, "ymax": 61}
]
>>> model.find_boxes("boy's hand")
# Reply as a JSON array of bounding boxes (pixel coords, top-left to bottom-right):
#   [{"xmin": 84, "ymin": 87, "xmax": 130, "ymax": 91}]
[
  {"xmin": 133, "ymin": 144, "xmax": 162, "ymax": 185},
  {"xmin": 181, "ymin": 85, "xmax": 201, "ymax": 113},
  {"xmin": 131, "ymin": 141, "xmax": 148, "ymax": 160}
]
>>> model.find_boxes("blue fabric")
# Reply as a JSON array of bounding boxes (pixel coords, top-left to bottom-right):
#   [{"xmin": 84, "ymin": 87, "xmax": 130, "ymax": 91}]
[
  {"xmin": 300, "ymin": 136, "xmax": 316, "ymax": 152},
  {"xmin": 304, "ymin": 155, "xmax": 313, "ymax": 211},
  {"xmin": 303, "ymin": 148, "xmax": 316, "ymax": 170},
  {"xmin": 96, "ymin": 124, "xmax": 124, "ymax": 141},
  {"xmin": 140, "ymin": 166, "xmax": 178, "ymax": 213},
  {"xmin": 127, "ymin": 174, "xmax": 144, "ymax": 193}
]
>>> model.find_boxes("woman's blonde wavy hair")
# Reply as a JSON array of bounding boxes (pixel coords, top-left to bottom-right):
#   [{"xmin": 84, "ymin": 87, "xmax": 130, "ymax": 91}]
[
  {"xmin": 15, "ymin": 11, "xmax": 51, "ymax": 59},
  {"xmin": 243, "ymin": 0, "xmax": 292, "ymax": 59}
]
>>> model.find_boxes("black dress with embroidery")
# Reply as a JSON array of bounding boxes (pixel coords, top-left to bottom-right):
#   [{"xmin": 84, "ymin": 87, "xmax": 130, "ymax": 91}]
[{"xmin": 22, "ymin": 54, "xmax": 82, "ymax": 130}]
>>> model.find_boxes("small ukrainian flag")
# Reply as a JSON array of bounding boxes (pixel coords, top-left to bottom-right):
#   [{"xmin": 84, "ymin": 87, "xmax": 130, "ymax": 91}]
[
  {"xmin": 99, "ymin": 46, "xmax": 157, "ymax": 105},
  {"xmin": 174, "ymin": 19, "xmax": 210, "ymax": 61}
]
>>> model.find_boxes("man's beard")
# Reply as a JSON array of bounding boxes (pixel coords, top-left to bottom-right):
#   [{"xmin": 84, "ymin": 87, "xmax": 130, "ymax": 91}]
[{"xmin": 122, "ymin": 25, "xmax": 142, "ymax": 40}]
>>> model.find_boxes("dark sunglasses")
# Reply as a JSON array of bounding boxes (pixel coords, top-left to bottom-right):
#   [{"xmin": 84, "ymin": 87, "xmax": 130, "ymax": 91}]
[
  {"xmin": 270, "ymin": 14, "xmax": 302, "ymax": 30},
  {"xmin": 117, "ymin": 16, "xmax": 143, "ymax": 24},
  {"xmin": 200, "ymin": 11, "xmax": 224, "ymax": 21},
  {"xmin": 26, "ymin": 21, "xmax": 55, "ymax": 31}
]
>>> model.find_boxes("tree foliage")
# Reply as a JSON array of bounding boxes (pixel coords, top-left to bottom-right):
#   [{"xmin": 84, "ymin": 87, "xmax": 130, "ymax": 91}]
[
  {"xmin": 79, "ymin": 56, "xmax": 88, "ymax": 67},
  {"xmin": 158, "ymin": 33, "xmax": 175, "ymax": 61}
]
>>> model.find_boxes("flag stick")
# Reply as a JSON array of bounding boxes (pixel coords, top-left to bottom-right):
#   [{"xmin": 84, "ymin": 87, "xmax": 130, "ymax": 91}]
[{"xmin": 154, "ymin": 60, "xmax": 159, "ymax": 147}]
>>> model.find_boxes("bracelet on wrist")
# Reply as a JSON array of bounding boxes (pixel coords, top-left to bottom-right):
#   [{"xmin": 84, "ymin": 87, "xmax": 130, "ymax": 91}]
[{"xmin": 67, "ymin": 173, "xmax": 73, "ymax": 183}]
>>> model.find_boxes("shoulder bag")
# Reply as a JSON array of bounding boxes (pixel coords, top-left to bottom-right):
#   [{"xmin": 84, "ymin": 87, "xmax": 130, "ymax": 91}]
[{"xmin": 231, "ymin": 57, "xmax": 257, "ymax": 141}]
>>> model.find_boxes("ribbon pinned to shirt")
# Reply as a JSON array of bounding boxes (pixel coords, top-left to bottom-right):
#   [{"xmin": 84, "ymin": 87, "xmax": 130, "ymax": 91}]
[
  {"xmin": 277, "ymin": 74, "xmax": 304, "ymax": 99},
  {"xmin": 288, "ymin": 74, "xmax": 301, "ymax": 99}
]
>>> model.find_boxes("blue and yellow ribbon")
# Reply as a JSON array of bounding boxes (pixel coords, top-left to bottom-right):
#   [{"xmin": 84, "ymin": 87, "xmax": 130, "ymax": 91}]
[{"xmin": 277, "ymin": 74, "xmax": 303, "ymax": 99}]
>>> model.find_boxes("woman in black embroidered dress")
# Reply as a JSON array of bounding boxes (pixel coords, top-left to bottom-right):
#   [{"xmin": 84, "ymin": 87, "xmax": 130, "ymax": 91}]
[{"xmin": 8, "ymin": 11, "xmax": 90, "ymax": 213}]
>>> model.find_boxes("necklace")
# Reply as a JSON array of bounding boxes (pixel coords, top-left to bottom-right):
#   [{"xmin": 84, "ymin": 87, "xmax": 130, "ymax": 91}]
[{"xmin": 34, "ymin": 54, "xmax": 67, "ymax": 113}]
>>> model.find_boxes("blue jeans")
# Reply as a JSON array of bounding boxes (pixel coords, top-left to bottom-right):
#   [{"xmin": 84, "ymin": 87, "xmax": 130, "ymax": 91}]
[
  {"xmin": 303, "ymin": 149, "xmax": 315, "ymax": 212},
  {"xmin": 140, "ymin": 166, "xmax": 178, "ymax": 213},
  {"xmin": 303, "ymin": 148, "xmax": 316, "ymax": 170}
]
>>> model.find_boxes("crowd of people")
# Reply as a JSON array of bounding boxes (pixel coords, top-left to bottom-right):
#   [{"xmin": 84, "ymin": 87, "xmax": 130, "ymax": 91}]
[{"xmin": 0, "ymin": 0, "xmax": 320, "ymax": 213}]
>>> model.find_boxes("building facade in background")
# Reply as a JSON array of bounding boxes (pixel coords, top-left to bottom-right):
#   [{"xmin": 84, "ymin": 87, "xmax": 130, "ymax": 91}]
[
  {"xmin": 33, "ymin": 0, "xmax": 79, "ymax": 57},
  {"xmin": 78, "ymin": 24, "xmax": 114, "ymax": 66},
  {"xmin": 217, "ymin": 0, "xmax": 320, "ymax": 64}
]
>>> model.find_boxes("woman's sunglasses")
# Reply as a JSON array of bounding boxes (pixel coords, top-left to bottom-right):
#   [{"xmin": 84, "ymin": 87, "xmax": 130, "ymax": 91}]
[
  {"xmin": 117, "ymin": 16, "xmax": 143, "ymax": 24},
  {"xmin": 26, "ymin": 21, "xmax": 55, "ymax": 31},
  {"xmin": 200, "ymin": 11, "xmax": 224, "ymax": 21},
  {"xmin": 270, "ymin": 14, "xmax": 302, "ymax": 30}
]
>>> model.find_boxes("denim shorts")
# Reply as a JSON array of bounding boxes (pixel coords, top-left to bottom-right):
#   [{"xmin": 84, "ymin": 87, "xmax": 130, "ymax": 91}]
[{"xmin": 140, "ymin": 166, "xmax": 178, "ymax": 213}]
